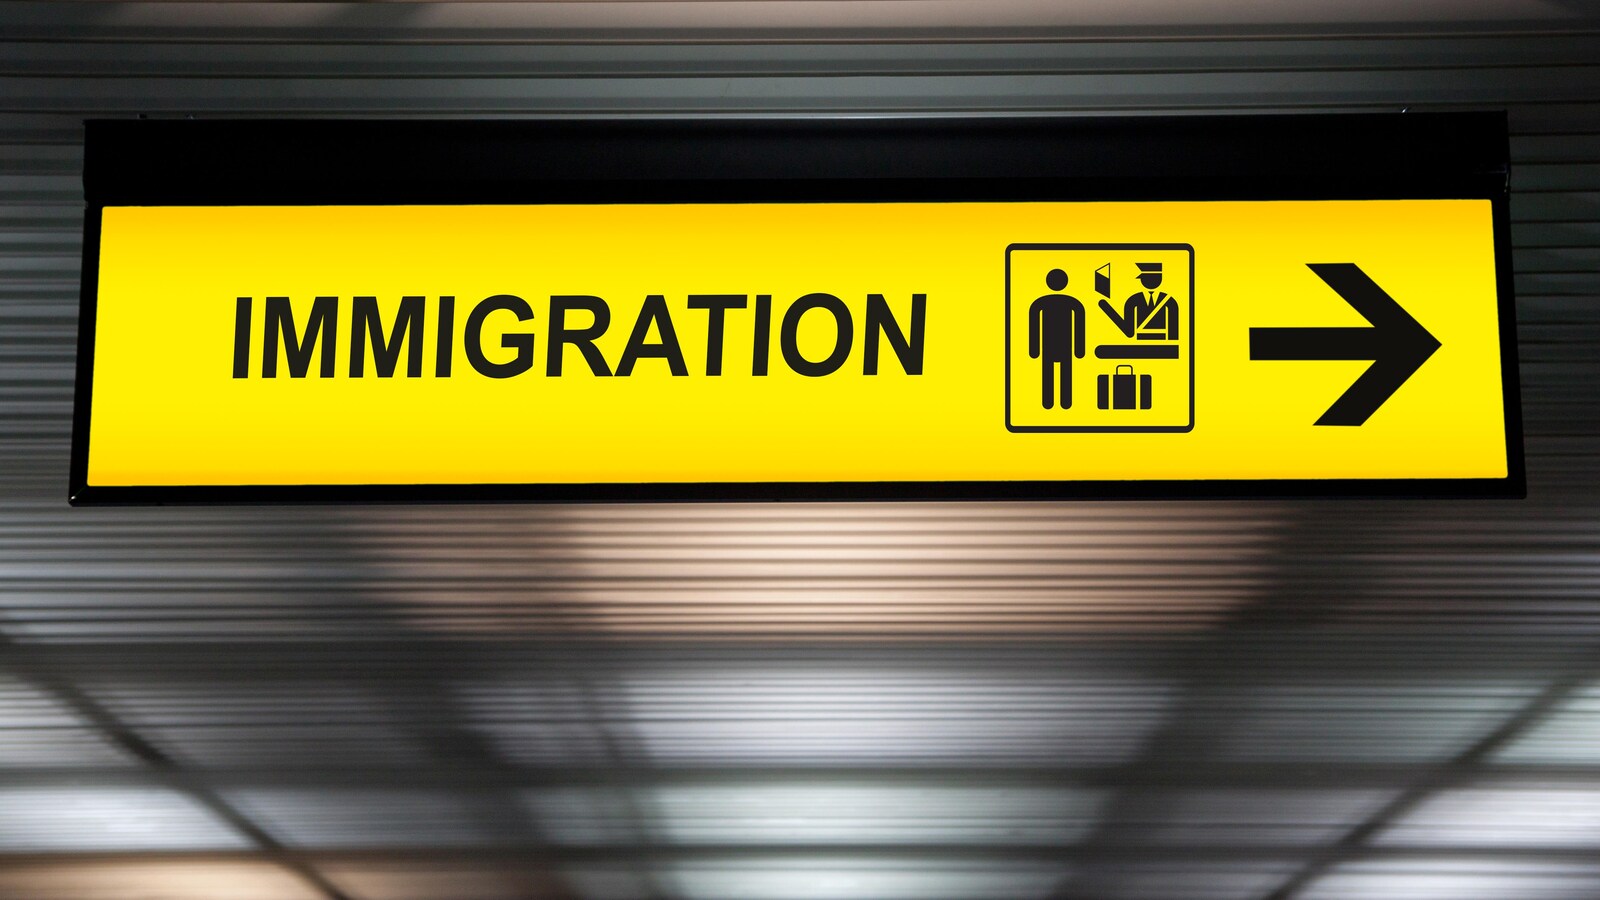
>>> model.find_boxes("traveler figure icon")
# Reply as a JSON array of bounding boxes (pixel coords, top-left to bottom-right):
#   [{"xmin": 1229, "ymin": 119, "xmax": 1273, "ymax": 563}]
[
  {"xmin": 1028, "ymin": 268, "xmax": 1086, "ymax": 409},
  {"xmin": 1100, "ymin": 261, "xmax": 1180, "ymax": 341}
]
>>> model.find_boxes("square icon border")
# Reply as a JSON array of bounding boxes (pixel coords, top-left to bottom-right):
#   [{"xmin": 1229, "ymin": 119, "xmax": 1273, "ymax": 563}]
[{"xmin": 1005, "ymin": 242, "xmax": 1196, "ymax": 434}]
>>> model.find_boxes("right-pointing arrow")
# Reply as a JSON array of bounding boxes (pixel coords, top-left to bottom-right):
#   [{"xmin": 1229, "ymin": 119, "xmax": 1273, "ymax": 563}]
[{"xmin": 1249, "ymin": 263, "xmax": 1441, "ymax": 426}]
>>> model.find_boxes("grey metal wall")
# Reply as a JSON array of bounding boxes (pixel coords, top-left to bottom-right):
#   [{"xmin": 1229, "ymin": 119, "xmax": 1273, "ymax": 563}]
[{"xmin": 1, "ymin": 4, "xmax": 1598, "ymax": 899}]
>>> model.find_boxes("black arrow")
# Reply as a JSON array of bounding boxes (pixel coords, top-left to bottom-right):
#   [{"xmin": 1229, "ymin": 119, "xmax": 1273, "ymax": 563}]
[{"xmin": 1249, "ymin": 263, "xmax": 1441, "ymax": 426}]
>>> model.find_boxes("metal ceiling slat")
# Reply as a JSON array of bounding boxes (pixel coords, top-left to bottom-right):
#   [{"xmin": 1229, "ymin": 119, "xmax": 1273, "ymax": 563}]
[
  {"xmin": 4, "ymin": 36, "xmax": 1600, "ymax": 78},
  {"xmin": 2, "ymin": 67, "xmax": 1597, "ymax": 114},
  {"xmin": 4, "ymin": 1, "xmax": 1599, "ymax": 44}
]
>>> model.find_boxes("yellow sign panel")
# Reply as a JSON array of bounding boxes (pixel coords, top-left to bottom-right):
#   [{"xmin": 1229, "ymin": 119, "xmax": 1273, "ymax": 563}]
[{"xmin": 82, "ymin": 200, "xmax": 1510, "ymax": 492}]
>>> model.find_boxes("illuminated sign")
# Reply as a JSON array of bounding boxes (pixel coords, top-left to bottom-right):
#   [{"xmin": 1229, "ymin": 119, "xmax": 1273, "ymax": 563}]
[{"xmin": 71, "ymin": 116, "xmax": 1521, "ymax": 501}]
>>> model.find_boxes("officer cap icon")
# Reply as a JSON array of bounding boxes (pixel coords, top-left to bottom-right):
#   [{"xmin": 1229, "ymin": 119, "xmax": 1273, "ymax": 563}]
[{"xmin": 1136, "ymin": 262, "xmax": 1162, "ymax": 273}]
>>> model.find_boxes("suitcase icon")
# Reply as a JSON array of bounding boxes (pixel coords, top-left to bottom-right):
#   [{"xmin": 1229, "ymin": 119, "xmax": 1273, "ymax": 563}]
[{"xmin": 1097, "ymin": 364, "xmax": 1153, "ymax": 410}]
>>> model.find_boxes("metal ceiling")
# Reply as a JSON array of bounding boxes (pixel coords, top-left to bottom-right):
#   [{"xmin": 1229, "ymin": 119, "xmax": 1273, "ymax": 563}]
[{"xmin": 1, "ymin": 3, "xmax": 1599, "ymax": 899}]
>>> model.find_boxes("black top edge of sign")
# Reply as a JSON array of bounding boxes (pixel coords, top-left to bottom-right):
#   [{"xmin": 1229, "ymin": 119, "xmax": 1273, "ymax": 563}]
[
  {"xmin": 71, "ymin": 113, "xmax": 1523, "ymax": 504},
  {"xmin": 83, "ymin": 112, "xmax": 1509, "ymax": 206}
]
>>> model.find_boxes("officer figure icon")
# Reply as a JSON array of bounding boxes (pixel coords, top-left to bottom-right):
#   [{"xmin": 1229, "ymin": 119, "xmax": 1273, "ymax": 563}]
[
  {"xmin": 1100, "ymin": 261, "xmax": 1181, "ymax": 341},
  {"xmin": 1028, "ymin": 268, "xmax": 1086, "ymax": 408}
]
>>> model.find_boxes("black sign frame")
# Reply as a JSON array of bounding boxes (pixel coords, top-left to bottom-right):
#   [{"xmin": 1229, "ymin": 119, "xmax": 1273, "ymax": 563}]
[{"xmin": 71, "ymin": 114, "xmax": 1523, "ymax": 504}]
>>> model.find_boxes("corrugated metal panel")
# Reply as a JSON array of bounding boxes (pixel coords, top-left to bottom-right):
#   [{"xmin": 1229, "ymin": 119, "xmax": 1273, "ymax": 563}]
[{"xmin": 1, "ymin": 4, "xmax": 1599, "ymax": 899}]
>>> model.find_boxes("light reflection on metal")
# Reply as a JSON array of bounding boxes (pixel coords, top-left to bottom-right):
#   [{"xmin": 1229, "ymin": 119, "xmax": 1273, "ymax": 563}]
[{"xmin": 355, "ymin": 503, "xmax": 1281, "ymax": 638}]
